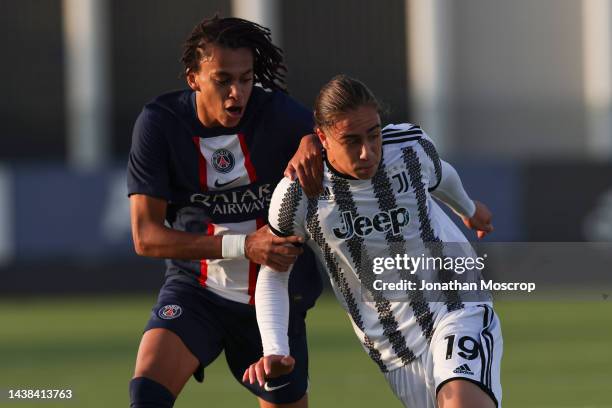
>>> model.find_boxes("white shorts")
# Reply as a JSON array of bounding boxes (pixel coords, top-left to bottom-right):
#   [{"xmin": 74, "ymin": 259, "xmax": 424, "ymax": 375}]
[{"xmin": 384, "ymin": 304, "xmax": 503, "ymax": 408}]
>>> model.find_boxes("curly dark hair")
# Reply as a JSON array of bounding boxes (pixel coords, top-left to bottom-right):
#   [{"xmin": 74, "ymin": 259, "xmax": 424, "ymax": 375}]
[{"xmin": 181, "ymin": 15, "xmax": 287, "ymax": 92}]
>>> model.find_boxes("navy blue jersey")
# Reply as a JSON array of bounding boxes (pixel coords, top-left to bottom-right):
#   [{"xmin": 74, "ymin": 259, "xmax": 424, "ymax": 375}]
[{"xmin": 128, "ymin": 87, "xmax": 322, "ymax": 307}]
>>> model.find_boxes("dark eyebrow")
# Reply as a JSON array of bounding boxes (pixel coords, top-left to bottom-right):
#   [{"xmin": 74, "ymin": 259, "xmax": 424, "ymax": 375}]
[
  {"xmin": 213, "ymin": 69, "xmax": 254, "ymax": 78},
  {"xmin": 367, "ymin": 124, "xmax": 381, "ymax": 133}
]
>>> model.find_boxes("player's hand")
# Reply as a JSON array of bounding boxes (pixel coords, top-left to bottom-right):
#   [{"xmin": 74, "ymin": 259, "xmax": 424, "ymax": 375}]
[
  {"xmin": 245, "ymin": 225, "xmax": 303, "ymax": 271},
  {"xmin": 462, "ymin": 200, "xmax": 494, "ymax": 239},
  {"xmin": 242, "ymin": 355, "xmax": 296, "ymax": 387},
  {"xmin": 284, "ymin": 134, "xmax": 323, "ymax": 198}
]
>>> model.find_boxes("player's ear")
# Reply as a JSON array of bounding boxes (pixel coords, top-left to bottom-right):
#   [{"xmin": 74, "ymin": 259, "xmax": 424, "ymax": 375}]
[
  {"xmin": 186, "ymin": 69, "xmax": 200, "ymax": 91},
  {"xmin": 315, "ymin": 127, "xmax": 329, "ymax": 150}
]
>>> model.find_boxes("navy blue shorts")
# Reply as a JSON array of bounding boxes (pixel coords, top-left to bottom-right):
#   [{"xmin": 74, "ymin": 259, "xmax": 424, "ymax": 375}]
[{"xmin": 144, "ymin": 278, "xmax": 309, "ymax": 404}]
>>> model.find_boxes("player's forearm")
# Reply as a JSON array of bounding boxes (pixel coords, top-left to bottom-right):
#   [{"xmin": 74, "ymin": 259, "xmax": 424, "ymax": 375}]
[
  {"xmin": 432, "ymin": 160, "xmax": 476, "ymax": 218},
  {"xmin": 255, "ymin": 266, "xmax": 291, "ymax": 356},
  {"xmin": 132, "ymin": 222, "xmax": 223, "ymax": 259}
]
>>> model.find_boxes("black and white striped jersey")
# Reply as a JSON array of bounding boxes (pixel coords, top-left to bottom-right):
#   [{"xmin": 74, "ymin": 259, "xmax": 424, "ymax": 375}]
[{"xmin": 267, "ymin": 123, "xmax": 480, "ymax": 372}]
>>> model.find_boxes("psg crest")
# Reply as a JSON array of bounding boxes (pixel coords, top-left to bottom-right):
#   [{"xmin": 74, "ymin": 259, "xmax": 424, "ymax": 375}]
[
  {"xmin": 212, "ymin": 148, "xmax": 235, "ymax": 173},
  {"xmin": 158, "ymin": 304, "xmax": 183, "ymax": 320}
]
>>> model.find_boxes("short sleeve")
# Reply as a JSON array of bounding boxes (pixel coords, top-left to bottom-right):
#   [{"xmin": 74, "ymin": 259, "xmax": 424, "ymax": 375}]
[
  {"xmin": 126, "ymin": 108, "xmax": 172, "ymax": 200},
  {"xmin": 270, "ymin": 92, "xmax": 314, "ymax": 157},
  {"xmin": 267, "ymin": 177, "xmax": 308, "ymax": 239},
  {"xmin": 382, "ymin": 122, "xmax": 442, "ymax": 191}
]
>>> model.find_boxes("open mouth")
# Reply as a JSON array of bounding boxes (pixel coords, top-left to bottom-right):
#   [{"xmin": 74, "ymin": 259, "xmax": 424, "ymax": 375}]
[{"xmin": 225, "ymin": 106, "xmax": 243, "ymax": 118}]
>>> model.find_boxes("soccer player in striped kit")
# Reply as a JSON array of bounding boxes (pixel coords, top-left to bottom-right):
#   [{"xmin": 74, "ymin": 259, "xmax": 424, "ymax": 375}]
[
  {"xmin": 246, "ymin": 75, "xmax": 502, "ymax": 408},
  {"xmin": 127, "ymin": 16, "xmax": 323, "ymax": 408}
]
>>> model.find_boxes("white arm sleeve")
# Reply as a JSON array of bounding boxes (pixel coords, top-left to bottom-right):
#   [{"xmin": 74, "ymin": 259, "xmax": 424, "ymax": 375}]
[
  {"xmin": 255, "ymin": 265, "xmax": 291, "ymax": 356},
  {"xmin": 255, "ymin": 176, "xmax": 308, "ymax": 357},
  {"xmin": 432, "ymin": 160, "xmax": 476, "ymax": 218}
]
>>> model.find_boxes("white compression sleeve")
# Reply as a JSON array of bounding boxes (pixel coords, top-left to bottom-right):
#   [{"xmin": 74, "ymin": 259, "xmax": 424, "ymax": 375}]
[
  {"xmin": 432, "ymin": 160, "xmax": 476, "ymax": 218},
  {"xmin": 255, "ymin": 266, "xmax": 291, "ymax": 356}
]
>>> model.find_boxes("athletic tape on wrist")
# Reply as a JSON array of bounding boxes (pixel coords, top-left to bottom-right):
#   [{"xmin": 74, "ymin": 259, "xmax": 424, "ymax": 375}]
[{"xmin": 222, "ymin": 234, "xmax": 247, "ymax": 259}]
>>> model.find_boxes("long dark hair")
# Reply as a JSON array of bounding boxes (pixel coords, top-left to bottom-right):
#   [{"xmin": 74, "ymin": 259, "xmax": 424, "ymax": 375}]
[{"xmin": 181, "ymin": 15, "xmax": 287, "ymax": 92}]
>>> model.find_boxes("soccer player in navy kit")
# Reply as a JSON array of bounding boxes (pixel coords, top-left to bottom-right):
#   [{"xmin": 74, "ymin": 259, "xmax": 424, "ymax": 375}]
[{"xmin": 127, "ymin": 16, "xmax": 323, "ymax": 408}]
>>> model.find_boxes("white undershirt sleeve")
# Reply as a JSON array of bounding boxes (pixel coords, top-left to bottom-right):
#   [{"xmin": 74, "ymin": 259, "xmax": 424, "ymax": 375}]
[
  {"xmin": 255, "ymin": 265, "xmax": 292, "ymax": 356},
  {"xmin": 432, "ymin": 160, "xmax": 476, "ymax": 218}
]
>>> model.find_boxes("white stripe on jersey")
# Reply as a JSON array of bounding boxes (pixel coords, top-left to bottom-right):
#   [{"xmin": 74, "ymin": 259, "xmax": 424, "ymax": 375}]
[
  {"xmin": 195, "ymin": 134, "xmax": 259, "ymax": 304},
  {"xmin": 268, "ymin": 123, "xmax": 481, "ymax": 370},
  {"xmin": 202, "ymin": 219, "xmax": 257, "ymax": 304},
  {"xmin": 195, "ymin": 134, "xmax": 252, "ymax": 190}
]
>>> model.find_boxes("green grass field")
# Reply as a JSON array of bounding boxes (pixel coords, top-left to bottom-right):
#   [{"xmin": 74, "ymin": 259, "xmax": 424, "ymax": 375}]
[{"xmin": 1, "ymin": 294, "xmax": 611, "ymax": 407}]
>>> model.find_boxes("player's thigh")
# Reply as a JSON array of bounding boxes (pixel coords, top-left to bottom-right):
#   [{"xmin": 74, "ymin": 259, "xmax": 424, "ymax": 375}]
[
  {"xmin": 430, "ymin": 304, "xmax": 503, "ymax": 407},
  {"xmin": 134, "ymin": 281, "xmax": 225, "ymax": 394},
  {"xmin": 384, "ymin": 357, "xmax": 437, "ymax": 408},
  {"xmin": 134, "ymin": 328, "xmax": 199, "ymax": 396},
  {"xmin": 437, "ymin": 378, "xmax": 495, "ymax": 408}
]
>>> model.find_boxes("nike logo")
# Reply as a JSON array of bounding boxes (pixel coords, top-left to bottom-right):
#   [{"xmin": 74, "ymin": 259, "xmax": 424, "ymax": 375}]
[
  {"xmin": 214, "ymin": 177, "xmax": 239, "ymax": 188},
  {"xmin": 263, "ymin": 382, "xmax": 291, "ymax": 392}
]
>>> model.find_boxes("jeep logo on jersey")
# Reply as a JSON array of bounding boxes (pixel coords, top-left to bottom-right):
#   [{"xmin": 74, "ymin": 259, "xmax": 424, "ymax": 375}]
[
  {"xmin": 212, "ymin": 148, "xmax": 235, "ymax": 173},
  {"xmin": 333, "ymin": 208, "xmax": 409, "ymax": 240},
  {"xmin": 158, "ymin": 304, "xmax": 182, "ymax": 320}
]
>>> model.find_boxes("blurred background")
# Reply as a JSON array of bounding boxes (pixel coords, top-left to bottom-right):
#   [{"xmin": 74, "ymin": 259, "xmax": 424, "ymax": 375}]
[{"xmin": 0, "ymin": 1, "xmax": 611, "ymax": 407}]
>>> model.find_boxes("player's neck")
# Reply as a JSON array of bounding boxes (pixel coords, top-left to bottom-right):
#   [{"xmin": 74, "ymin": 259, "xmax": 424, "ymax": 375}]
[
  {"xmin": 324, "ymin": 153, "xmax": 358, "ymax": 180},
  {"xmin": 193, "ymin": 92, "xmax": 221, "ymax": 128}
]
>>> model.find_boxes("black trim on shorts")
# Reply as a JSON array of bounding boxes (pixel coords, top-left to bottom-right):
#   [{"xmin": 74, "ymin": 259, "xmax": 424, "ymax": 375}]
[
  {"xmin": 479, "ymin": 304, "xmax": 495, "ymax": 388},
  {"xmin": 480, "ymin": 305, "xmax": 490, "ymax": 387},
  {"xmin": 436, "ymin": 377, "xmax": 498, "ymax": 408},
  {"xmin": 478, "ymin": 337, "xmax": 487, "ymax": 389},
  {"xmin": 484, "ymin": 329, "xmax": 494, "ymax": 388}
]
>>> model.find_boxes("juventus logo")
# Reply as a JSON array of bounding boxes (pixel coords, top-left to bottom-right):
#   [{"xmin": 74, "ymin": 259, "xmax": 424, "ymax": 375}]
[{"xmin": 392, "ymin": 171, "xmax": 410, "ymax": 193}]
